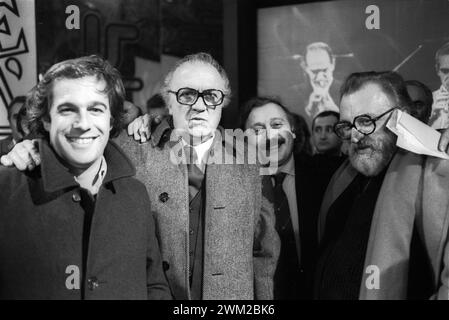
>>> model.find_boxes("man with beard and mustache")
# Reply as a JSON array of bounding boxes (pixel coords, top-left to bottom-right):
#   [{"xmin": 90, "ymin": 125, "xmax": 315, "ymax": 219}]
[
  {"xmin": 240, "ymin": 97, "xmax": 344, "ymax": 299},
  {"xmin": 314, "ymin": 71, "xmax": 429, "ymax": 300}
]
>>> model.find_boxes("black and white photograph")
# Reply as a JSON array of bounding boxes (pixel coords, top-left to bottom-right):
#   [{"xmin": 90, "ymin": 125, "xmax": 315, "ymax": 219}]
[{"xmin": 0, "ymin": 0, "xmax": 449, "ymax": 312}]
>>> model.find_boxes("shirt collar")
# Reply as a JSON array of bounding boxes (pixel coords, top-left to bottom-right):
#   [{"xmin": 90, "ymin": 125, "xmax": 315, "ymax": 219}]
[
  {"xmin": 277, "ymin": 155, "xmax": 295, "ymax": 176},
  {"xmin": 151, "ymin": 117, "xmax": 173, "ymax": 148},
  {"xmin": 74, "ymin": 156, "xmax": 107, "ymax": 195},
  {"xmin": 180, "ymin": 135, "xmax": 215, "ymax": 165}
]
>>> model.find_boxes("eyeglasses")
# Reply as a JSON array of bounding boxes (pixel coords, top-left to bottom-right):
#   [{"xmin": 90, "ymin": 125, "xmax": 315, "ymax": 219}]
[
  {"xmin": 333, "ymin": 107, "xmax": 397, "ymax": 140},
  {"xmin": 168, "ymin": 87, "xmax": 225, "ymax": 109}
]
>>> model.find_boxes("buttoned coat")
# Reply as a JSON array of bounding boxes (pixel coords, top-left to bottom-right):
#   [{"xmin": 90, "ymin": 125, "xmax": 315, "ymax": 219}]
[
  {"xmin": 318, "ymin": 150, "xmax": 449, "ymax": 299},
  {"xmin": 115, "ymin": 122, "xmax": 280, "ymax": 300},
  {"xmin": 0, "ymin": 140, "xmax": 171, "ymax": 300}
]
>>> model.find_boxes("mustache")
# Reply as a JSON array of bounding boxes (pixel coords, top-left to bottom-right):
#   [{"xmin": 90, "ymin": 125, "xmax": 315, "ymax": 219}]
[
  {"xmin": 354, "ymin": 141, "xmax": 372, "ymax": 150},
  {"xmin": 263, "ymin": 136, "xmax": 286, "ymax": 150}
]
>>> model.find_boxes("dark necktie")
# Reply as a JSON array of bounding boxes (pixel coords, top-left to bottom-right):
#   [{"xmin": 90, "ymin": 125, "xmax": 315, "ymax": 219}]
[
  {"xmin": 272, "ymin": 172, "xmax": 301, "ymax": 299},
  {"xmin": 184, "ymin": 145, "xmax": 204, "ymax": 200}
]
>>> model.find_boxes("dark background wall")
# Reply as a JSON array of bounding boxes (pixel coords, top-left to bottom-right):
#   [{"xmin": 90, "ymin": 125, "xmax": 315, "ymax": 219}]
[{"xmin": 35, "ymin": 0, "xmax": 223, "ymax": 118}]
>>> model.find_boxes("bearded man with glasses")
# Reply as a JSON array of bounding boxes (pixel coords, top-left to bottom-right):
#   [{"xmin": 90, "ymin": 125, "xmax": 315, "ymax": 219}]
[{"xmin": 314, "ymin": 71, "xmax": 440, "ymax": 300}]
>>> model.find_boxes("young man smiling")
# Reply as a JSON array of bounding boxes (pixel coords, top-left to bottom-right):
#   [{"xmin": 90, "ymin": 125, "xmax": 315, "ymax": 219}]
[{"xmin": 0, "ymin": 56, "xmax": 171, "ymax": 300}]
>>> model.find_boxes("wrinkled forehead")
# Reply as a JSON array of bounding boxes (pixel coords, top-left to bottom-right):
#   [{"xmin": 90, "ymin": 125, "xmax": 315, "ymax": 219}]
[
  {"xmin": 169, "ymin": 61, "xmax": 226, "ymax": 91},
  {"xmin": 339, "ymin": 83, "xmax": 394, "ymax": 121},
  {"xmin": 314, "ymin": 115, "xmax": 339, "ymax": 128}
]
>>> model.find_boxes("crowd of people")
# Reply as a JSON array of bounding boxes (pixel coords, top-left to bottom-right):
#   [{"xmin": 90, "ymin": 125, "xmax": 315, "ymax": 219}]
[{"xmin": 0, "ymin": 42, "xmax": 449, "ymax": 300}]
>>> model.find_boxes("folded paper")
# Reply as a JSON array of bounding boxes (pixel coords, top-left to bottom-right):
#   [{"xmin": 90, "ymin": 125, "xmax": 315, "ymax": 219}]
[{"xmin": 386, "ymin": 110, "xmax": 449, "ymax": 160}]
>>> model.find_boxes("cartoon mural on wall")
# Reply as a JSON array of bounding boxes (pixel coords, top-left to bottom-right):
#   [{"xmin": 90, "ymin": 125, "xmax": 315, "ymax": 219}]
[{"xmin": 0, "ymin": 0, "xmax": 37, "ymax": 137}]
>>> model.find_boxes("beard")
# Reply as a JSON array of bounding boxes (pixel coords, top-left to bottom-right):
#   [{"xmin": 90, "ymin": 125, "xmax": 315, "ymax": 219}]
[{"xmin": 348, "ymin": 129, "xmax": 397, "ymax": 177}]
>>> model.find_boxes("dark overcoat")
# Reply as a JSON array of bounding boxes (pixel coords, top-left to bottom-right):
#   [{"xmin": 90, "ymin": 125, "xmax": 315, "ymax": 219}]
[{"xmin": 0, "ymin": 140, "xmax": 171, "ymax": 300}]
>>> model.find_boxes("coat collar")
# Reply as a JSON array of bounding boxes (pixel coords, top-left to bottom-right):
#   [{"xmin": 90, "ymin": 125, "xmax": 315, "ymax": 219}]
[
  {"xmin": 151, "ymin": 117, "xmax": 173, "ymax": 148},
  {"xmin": 39, "ymin": 138, "xmax": 136, "ymax": 193},
  {"xmin": 317, "ymin": 158, "xmax": 358, "ymax": 242}
]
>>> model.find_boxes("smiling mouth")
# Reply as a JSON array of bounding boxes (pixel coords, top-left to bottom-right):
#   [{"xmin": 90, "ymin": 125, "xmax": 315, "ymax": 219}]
[
  {"xmin": 265, "ymin": 139, "xmax": 285, "ymax": 152},
  {"xmin": 66, "ymin": 136, "xmax": 98, "ymax": 144}
]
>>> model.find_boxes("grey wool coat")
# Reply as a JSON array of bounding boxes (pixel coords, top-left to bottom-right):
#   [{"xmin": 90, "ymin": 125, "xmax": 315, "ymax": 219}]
[{"xmin": 115, "ymin": 121, "xmax": 280, "ymax": 300}]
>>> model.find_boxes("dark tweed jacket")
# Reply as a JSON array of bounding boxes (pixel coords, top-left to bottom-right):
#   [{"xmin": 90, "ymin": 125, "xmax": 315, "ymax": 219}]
[
  {"xmin": 115, "ymin": 120, "xmax": 280, "ymax": 300},
  {"xmin": 0, "ymin": 139, "xmax": 171, "ymax": 300}
]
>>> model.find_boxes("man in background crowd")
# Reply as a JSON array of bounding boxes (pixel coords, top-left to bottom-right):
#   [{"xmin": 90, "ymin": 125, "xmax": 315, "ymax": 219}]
[
  {"xmin": 292, "ymin": 113, "xmax": 313, "ymax": 156},
  {"xmin": 0, "ymin": 96, "xmax": 26, "ymax": 156},
  {"xmin": 429, "ymin": 42, "xmax": 449, "ymax": 129},
  {"xmin": 311, "ymin": 110, "xmax": 342, "ymax": 156},
  {"xmin": 146, "ymin": 93, "xmax": 168, "ymax": 119},
  {"xmin": 122, "ymin": 100, "xmax": 143, "ymax": 126},
  {"xmin": 405, "ymin": 80, "xmax": 433, "ymax": 124},
  {"xmin": 240, "ymin": 97, "xmax": 303, "ymax": 299},
  {"xmin": 240, "ymin": 96, "xmax": 343, "ymax": 299}
]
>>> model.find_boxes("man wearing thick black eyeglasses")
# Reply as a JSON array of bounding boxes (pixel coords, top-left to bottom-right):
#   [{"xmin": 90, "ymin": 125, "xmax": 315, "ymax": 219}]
[
  {"xmin": 124, "ymin": 52, "xmax": 278, "ymax": 300},
  {"xmin": 314, "ymin": 71, "xmax": 439, "ymax": 300}
]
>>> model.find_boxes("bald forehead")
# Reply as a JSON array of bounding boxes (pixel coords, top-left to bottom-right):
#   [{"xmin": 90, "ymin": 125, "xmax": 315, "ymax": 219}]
[
  {"xmin": 248, "ymin": 103, "xmax": 288, "ymax": 122},
  {"xmin": 438, "ymin": 54, "xmax": 449, "ymax": 68},
  {"xmin": 306, "ymin": 49, "xmax": 332, "ymax": 65},
  {"xmin": 170, "ymin": 61, "xmax": 226, "ymax": 89},
  {"xmin": 340, "ymin": 83, "xmax": 394, "ymax": 121}
]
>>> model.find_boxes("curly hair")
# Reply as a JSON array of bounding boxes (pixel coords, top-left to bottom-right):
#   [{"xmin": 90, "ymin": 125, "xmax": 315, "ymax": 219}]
[{"xmin": 26, "ymin": 55, "xmax": 126, "ymax": 138}]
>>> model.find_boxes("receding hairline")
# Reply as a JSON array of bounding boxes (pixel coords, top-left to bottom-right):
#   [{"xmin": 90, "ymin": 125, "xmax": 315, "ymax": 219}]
[
  {"xmin": 169, "ymin": 60, "xmax": 226, "ymax": 83},
  {"xmin": 341, "ymin": 81, "xmax": 396, "ymax": 103},
  {"xmin": 246, "ymin": 102, "xmax": 290, "ymax": 125}
]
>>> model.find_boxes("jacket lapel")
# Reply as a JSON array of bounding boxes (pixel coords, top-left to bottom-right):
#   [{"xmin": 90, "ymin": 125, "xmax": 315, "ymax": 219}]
[
  {"xmin": 359, "ymin": 151, "xmax": 424, "ymax": 299},
  {"xmin": 317, "ymin": 159, "xmax": 357, "ymax": 242},
  {"xmin": 422, "ymin": 157, "xmax": 449, "ymax": 291}
]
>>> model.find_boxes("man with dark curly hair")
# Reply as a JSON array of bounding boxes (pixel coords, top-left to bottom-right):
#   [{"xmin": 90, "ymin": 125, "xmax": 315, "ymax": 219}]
[{"xmin": 0, "ymin": 55, "xmax": 171, "ymax": 300}]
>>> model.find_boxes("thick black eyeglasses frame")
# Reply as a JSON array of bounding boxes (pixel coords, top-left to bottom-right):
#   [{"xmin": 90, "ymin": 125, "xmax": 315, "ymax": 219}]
[
  {"xmin": 168, "ymin": 87, "xmax": 225, "ymax": 109},
  {"xmin": 333, "ymin": 107, "xmax": 398, "ymax": 140}
]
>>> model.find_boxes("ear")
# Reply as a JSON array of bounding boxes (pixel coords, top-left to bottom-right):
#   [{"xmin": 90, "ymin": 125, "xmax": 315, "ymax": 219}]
[
  {"xmin": 43, "ymin": 117, "xmax": 51, "ymax": 132},
  {"xmin": 109, "ymin": 116, "xmax": 114, "ymax": 132}
]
